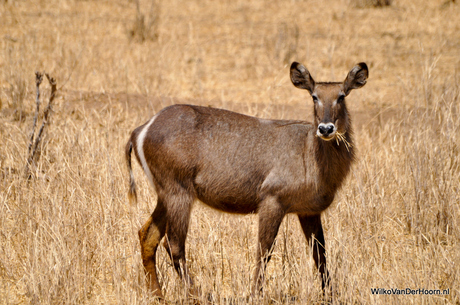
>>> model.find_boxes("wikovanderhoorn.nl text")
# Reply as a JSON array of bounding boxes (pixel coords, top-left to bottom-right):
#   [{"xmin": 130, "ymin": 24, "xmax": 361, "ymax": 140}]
[{"xmin": 371, "ymin": 288, "xmax": 450, "ymax": 296}]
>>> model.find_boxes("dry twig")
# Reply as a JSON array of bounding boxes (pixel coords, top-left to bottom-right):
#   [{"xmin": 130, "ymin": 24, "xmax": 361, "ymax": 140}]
[
  {"xmin": 25, "ymin": 73, "xmax": 57, "ymax": 178},
  {"xmin": 27, "ymin": 72, "xmax": 43, "ymax": 156}
]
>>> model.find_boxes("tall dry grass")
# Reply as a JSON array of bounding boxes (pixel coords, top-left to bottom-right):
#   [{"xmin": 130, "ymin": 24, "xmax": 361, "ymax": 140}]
[{"xmin": 1, "ymin": 0, "xmax": 459, "ymax": 304}]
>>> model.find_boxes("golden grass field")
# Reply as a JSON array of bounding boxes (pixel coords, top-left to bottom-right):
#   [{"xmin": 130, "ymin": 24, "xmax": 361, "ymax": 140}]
[{"xmin": 1, "ymin": 0, "xmax": 459, "ymax": 303}]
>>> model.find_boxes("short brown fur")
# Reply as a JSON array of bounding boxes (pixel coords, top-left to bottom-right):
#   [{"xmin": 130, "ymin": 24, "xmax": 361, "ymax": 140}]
[{"xmin": 125, "ymin": 62, "xmax": 368, "ymax": 299}]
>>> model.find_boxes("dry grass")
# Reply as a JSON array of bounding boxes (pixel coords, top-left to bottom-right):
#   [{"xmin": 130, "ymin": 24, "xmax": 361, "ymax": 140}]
[{"xmin": 1, "ymin": 0, "xmax": 459, "ymax": 304}]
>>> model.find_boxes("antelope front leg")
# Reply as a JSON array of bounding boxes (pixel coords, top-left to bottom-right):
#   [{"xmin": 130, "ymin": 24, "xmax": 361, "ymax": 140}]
[
  {"xmin": 252, "ymin": 197, "xmax": 285, "ymax": 296},
  {"xmin": 297, "ymin": 214, "xmax": 331, "ymax": 294}
]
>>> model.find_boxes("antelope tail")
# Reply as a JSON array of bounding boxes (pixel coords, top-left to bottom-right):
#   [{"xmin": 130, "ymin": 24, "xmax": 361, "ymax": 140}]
[{"xmin": 125, "ymin": 139, "xmax": 138, "ymax": 205}]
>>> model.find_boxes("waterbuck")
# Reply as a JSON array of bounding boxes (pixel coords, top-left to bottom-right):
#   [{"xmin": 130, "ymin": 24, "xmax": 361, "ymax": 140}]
[{"xmin": 125, "ymin": 61, "xmax": 368, "ymax": 299}]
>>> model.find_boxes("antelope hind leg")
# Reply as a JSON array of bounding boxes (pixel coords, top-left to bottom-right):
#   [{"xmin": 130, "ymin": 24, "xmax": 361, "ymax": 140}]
[{"xmin": 139, "ymin": 201, "xmax": 167, "ymax": 298}]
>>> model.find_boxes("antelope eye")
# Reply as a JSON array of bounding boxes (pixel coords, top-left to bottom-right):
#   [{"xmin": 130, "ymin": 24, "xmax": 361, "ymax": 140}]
[
  {"xmin": 337, "ymin": 95, "xmax": 345, "ymax": 103},
  {"xmin": 312, "ymin": 95, "xmax": 318, "ymax": 103}
]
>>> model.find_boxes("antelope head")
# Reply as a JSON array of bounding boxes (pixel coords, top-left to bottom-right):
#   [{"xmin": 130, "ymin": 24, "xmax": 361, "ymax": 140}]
[{"xmin": 290, "ymin": 62, "xmax": 368, "ymax": 141}]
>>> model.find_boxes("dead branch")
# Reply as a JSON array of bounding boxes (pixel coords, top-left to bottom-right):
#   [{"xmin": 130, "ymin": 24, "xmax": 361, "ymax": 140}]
[
  {"xmin": 25, "ymin": 73, "xmax": 57, "ymax": 179},
  {"xmin": 27, "ymin": 72, "xmax": 43, "ymax": 156}
]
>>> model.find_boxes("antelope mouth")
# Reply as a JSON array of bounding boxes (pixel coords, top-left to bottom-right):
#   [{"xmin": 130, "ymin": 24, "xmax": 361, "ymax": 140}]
[
  {"xmin": 317, "ymin": 130, "xmax": 353, "ymax": 151},
  {"xmin": 318, "ymin": 133, "xmax": 337, "ymax": 141}
]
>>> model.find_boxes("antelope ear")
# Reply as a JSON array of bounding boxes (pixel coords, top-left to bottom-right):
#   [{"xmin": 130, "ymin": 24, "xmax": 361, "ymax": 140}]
[
  {"xmin": 290, "ymin": 62, "xmax": 315, "ymax": 94},
  {"xmin": 343, "ymin": 62, "xmax": 368, "ymax": 96}
]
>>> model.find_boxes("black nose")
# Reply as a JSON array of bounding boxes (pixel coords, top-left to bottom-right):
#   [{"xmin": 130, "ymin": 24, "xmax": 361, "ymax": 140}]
[{"xmin": 318, "ymin": 124, "xmax": 334, "ymax": 136}]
